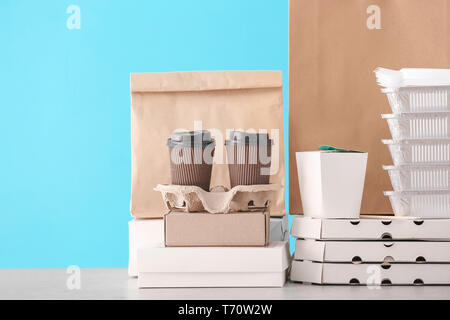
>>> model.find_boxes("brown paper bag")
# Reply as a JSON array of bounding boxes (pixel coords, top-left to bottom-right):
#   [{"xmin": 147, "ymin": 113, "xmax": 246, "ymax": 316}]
[
  {"xmin": 131, "ymin": 71, "xmax": 285, "ymax": 218},
  {"xmin": 289, "ymin": 0, "xmax": 450, "ymax": 214}
]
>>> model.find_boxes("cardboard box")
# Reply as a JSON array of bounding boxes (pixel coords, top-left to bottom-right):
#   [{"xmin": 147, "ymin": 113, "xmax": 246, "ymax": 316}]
[
  {"xmin": 128, "ymin": 219, "xmax": 164, "ymax": 277},
  {"xmin": 138, "ymin": 242, "xmax": 290, "ymax": 288},
  {"xmin": 291, "ymin": 216, "xmax": 450, "ymax": 240},
  {"xmin": 164, "ymin": 211, "xmax": 269, "ymax": 247},
  {"xmin": 295, "ymin": 239, "xmax": 450, "ymax": 263},
  {"xmin": 290, "ymin": 260, "xmax": 450, "ymax": 285},
  {"xmin": 296, "ymin": 151, "xmax": 368, "ymax": 219}
]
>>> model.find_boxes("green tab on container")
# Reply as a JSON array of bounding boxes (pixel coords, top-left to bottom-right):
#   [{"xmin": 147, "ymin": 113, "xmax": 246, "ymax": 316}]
[{"xmin": 318, "ymin": 145, "xmax": 364, "ymax": 153}]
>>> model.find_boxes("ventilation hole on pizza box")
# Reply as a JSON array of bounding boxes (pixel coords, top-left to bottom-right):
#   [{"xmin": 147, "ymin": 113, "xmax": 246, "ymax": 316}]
[
  {"xmin": 352, "ymin": 256, "xmax": 362, "ymax": 264},
  {"xmin": 264, "ymin": 200, "xmax": 270, "ymax": 207},
  {"xmin": 381, "ymin": 233, "xmax": 393, "ymax": 241},
  {"xmin": 349, "ymin": 278, "xmax": 360, "ymax": 285},
  {"xmin": 383, "ymin": 256, "xmax": 395, "ymax": 264},
  {"xmin": 182, "ymin": 201, "xmax": 186, "ymax": 208},
  {"xmin": 416, "ymin": 256, "xmax": 426, "ymax": 263},
  {"xmin": 414, "ymin": 279, "xmax": 424, "ymax": 286},
  {"xmin": 414, "ymin": 220, "xmax": 424, "ymax": 226},
  {"xmin": 381, "ymin": 279, "xmax": 392, "ymax": 286},
  {"xmin": 381, "ymin": 261, "xmax": 392, "ymax": 270},
  {"xmin": 382, "ymin": 220, "xmax": 392, "ymax": 226},
  {"xmin": 248, "ymin": 200, "xmax": 254, "ymax": 208},
  {"xmin": 384, "ymin": 243, "xmax": 394, "ymax": 248},
  {"xmin": 350, "ymin": 220, "xmax": 360, "ymax": 226}
]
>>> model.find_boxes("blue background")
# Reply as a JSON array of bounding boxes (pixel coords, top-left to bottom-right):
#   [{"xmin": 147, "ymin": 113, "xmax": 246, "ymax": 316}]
[{"xmin": 0, "ymin": 0, "xmax": 290, "ymax": 268}]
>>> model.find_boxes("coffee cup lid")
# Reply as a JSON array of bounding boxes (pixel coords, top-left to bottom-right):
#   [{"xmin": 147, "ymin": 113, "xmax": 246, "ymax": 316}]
[
  {"xmin": 225, "ymin": 131, "xmax": 273, "ymax": 146},
  {"xmin": 167, "ymin": 130, "xmax": 215, "ymax": 148}
]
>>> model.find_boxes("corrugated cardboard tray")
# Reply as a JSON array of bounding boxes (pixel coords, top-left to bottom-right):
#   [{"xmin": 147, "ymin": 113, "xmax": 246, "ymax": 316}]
[{"xmin": 155, "ymin": 184, "xmax": 278, "ymax": 214}]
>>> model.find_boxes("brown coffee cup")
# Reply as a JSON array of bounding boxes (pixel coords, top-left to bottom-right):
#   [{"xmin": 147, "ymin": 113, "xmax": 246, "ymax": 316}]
[
  {"xmin": 167, "ymin": 131, "xmax": 215, "ymax": 191},
  {"xmin": 225, "ymin": 131, "xmax": 273, "ymax": 188}
]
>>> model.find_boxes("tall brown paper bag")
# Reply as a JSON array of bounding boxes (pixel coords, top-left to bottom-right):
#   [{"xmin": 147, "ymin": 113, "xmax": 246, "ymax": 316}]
[
  {"xmin": 289, "ymin": 0, "xmax": 450, "ymax": 214},
  {"xmin": 131, "ymin": 71, "xmax": 285, "ymax": 218}
]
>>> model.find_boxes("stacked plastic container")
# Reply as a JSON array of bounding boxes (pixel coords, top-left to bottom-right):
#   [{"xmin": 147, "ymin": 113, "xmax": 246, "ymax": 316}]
[{"xmin": 376, "ymin": 68, "xmax": 450, "ymax": 218}]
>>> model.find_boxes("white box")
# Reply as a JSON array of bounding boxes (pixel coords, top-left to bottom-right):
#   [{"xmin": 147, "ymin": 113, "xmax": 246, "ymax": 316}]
[
  {"xmin": 295, "ymin": 239, "xmax": 450, "ymax": 263},
  {"xmin": 129, "ymin": 216, "xmax": 290, "ymax": 276},
  {"xmin": 290, "ymin": 260, "xmax": 450, "ymax": 285},
  {"xmin": 137, "ymin": 242, "xmax": 290, "ymax": 288},
  {"xmin": 296, "ymin": 151, "xmax": 367, "ymax": 219},
  {"xmin": 291, "ymin": 215, "xmax": 450, "ymax": 240},
  {"xmin": 128, "ymin": 219, "xmax": 164, "ymax": 277}
]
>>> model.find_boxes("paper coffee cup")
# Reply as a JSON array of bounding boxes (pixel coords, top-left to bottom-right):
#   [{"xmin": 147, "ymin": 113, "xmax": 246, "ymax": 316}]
[
  {"xmin": 167, "ymin": 131, "xmax": 215, "ymax": 191},
  {"xmin": 225, "ymin": 131, "xmax": 273, "ymax": 188}
]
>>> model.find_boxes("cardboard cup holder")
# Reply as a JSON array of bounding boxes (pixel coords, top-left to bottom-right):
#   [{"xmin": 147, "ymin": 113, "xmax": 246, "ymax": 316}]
[{"xmin": 154, "ymin": 184, "xmax": 279, "ymax": 214}]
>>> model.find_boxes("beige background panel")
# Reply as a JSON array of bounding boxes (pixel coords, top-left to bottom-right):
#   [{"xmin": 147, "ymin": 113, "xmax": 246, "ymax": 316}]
[{"xmin": 289, "ymin": 0, "xmax": 450, "ymax": 214}]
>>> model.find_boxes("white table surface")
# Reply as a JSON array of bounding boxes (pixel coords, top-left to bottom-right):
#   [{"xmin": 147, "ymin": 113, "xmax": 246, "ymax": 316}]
[{"xmin": 1, "ymin": 268, "xmax": 450, "ymax": 300}]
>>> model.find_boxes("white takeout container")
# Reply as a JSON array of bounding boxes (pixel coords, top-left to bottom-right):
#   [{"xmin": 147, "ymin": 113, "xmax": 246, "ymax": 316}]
[
  {"xmin": 382, "ymin": 113, "xmax": 450, "ymax": 140},
  {"xmin": 383, "ymin": 139, "xmax": 450, "ymax": 165},
  {"xmin": 296, "ymin": 151, "xmax": 367, "ymax": 219},
  {"xmin": 385, "ymin": 190, "xmax": 450, "ymax": 219},
  {"xmin": 383, "ymin": 87, "xmax": 450, "ymax": 114},
  {"xmin": 383, "ymin": 164, "xmax": 450, "ymax": 191}
]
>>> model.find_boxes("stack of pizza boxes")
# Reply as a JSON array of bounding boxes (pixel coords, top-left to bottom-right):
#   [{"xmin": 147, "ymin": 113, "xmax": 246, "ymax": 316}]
[
  {"xmin": 290, "ymin": 68, "xmax": 450, "ymax": 286},
  {"xmin": 128, "ymin": 71, "xmax": 290, "ymax": 288}
]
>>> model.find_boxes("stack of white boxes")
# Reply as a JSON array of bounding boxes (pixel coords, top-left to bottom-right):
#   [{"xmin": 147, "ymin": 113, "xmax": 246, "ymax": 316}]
[
  {"xmin": 290, "ymin": 215, "xmax": 450, "ymax": 285},
  {"xmin": 291, "ymin": 68, "xmax": 450, "ymax": 285},
  {"xmin": 128, "ymin": 216, "xmax": 291, "ymax": 287}
]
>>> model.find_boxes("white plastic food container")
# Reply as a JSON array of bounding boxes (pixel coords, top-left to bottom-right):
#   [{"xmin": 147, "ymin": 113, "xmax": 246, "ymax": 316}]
[
  {"xmin": 385, "ymin": 190, "xmax": 450, "ymax": 218},
  {"xmin": 384, "ymin": 165, "xmax": 450, "ymax": 191},
  {"xmin": 383, "ymin": 139, "xmax": 450, "ymax": 165},
  {"xmin": 382, "ymin": 113, "xmax": 450, "ymax": 140},
  {"xmin": 383, "ymin": 87, "xmax": 450, "ymax": 114}
]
